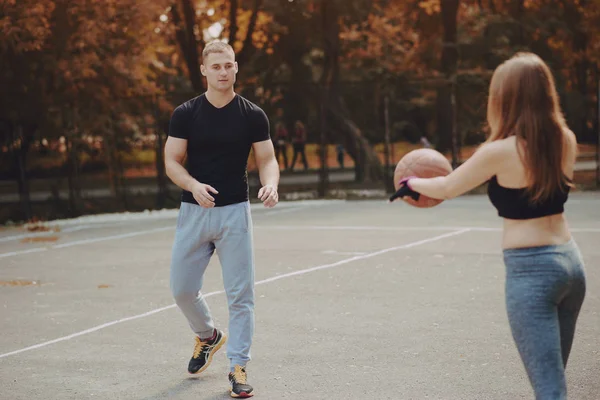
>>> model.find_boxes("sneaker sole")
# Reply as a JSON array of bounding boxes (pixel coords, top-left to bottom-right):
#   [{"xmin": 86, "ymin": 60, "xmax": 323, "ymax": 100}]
[
  {"xmin": 230, "ymin": 389, "xmax": 253, "ymax": 398},
  {"xmin": 188, "ymin": 334, "xmax": 227, "ymax": 375}
]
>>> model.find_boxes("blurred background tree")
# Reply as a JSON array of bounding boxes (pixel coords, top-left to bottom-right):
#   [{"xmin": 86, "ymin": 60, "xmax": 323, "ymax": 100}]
[{"xmin": 1, "ymin": 0, "xmax": 598, "ymax": 222}]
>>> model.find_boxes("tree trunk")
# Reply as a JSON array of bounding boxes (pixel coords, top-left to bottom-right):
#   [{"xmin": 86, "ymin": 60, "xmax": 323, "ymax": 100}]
[
  {"xmin": 13, "ymin": 124, "xmax": 32, "ymax": 220},
  {"xmin": 595, "ymin": 65, "xmax": 600, "ymax": 189},
  {"xmin": 229, "ymin": 0, "xmax": 238, "ymax": 45},
  {"xmin": 116, "ymin": 146, "xmax": 128, "ymax": 210},
  {"xmin": 436, "ymin": 0, "xmax": 459, "ymax": 166},
  {"xmin": 63, "ymin": 107, "xmax": 82, "ymax": 217},
  {"xmin": 383, "ymin": 96, "xmax": 394, "ymax": 193},
  {"xmin": 574, "ymin": 49, "xmax": 590, "ymax": 141},
  {"xmin": 510, "ymin": 0, "xmax": 524, "ymax": 46},
  {"xmin": 105, "ymin": 120, "xmax": 122, "ymax": 206},
  {"xmin": 318, "ymin": 92, "xmax": 329, "ymax": 197},
  {"xmin": 571, "ymin": 1, "xmax": 590, "ymax": 142},
  {"xmin": 64, "ymin": 136, "xmax": 81, "ymax": 217},
  {"xmin": 236, "ymin": 0, "xmax": 262, "ymax": 66},
  {"xmin": 154, "ymin": 102, "xmax": 168, "ymax": 209},
  {"xmin": 318, "ymin": 0, "xmax": 330, "ymax": 197},
  {"xmin": 108, "ymin": 113, "xmax": 128, "ymax": 211},
  {"xmin": 172, "ymin": 0, "xmax": 204, "ymax": 93},
  {"xmin": 328, "ymin": 99, "xmax": 384, "ymax": 182},
  {"xmin": 105, "ymin": 138, "xmax": 128, "ymax": 210},
  {"xmin": 323, "ymin": 0, "xmax": 383, "ymax": 183}
]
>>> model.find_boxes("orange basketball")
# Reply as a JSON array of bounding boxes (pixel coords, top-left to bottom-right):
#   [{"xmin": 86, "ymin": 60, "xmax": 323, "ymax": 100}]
[{"xmin": 393, "ymin": 148, "xmax": 453, "ymax": 208}]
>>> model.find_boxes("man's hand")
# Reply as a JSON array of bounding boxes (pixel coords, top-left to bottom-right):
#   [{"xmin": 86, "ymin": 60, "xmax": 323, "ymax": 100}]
[
  {"xmin": 258, "ymin": 184, "xmax": 278, "ymax": 208},
  {"xmin": 190, "ymin": 181, "xmax": 219, "ymax": 208}
]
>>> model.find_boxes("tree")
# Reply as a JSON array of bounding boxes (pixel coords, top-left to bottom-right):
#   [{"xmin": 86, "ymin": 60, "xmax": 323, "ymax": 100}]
[
  {"xmin": 1, "ymin": 0, "xmax": 171, "ymax": 218},
  {"xmin": 169, "ymin": 0, "xmax": 264, "ymax": 93},
  {"xmin": 323, "ymin": 1, "xmax": 386, "ymax": 182},
  {"xmin": 0, "ymin": 0, "xmax": 54, "ymax": 220},
  {"xmin": 435, "ymin": 0, "xmax": 460, "ymax": 164}
]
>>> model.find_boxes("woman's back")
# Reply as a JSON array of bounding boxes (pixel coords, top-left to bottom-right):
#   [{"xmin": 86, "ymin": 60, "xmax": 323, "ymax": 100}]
[{"xmin": 491, "ymin": 132, "xmax": 577, "ymax": 249}]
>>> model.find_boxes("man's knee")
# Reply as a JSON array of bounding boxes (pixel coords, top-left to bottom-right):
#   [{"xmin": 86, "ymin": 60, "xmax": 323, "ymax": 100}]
[
  {"xmin": 173, "ymin": 290, "xmax": 198, "ymax": 307},
  {"xmin": 226, "ymin": 286, "xmax": 254, "ymax": 310}
]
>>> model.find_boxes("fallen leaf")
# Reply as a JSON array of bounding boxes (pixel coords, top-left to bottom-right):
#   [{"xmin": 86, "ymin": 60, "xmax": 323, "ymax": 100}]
[
  {"xmin": 21, "ymin": 236, "xmax": 59, "ymax": 243},
  {"xmin": 0, "ymin": 280, "xmax": 39, "ymax": 286}
]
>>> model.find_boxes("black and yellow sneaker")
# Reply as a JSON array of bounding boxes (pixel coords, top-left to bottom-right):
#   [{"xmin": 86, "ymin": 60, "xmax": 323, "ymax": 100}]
[
  {"xmin": 187, "ymin": 329, "xmax": 226, "ymax": 375},
  {"xmin": 228, "ymin": 365, "xmax": 254, "ymax": 398}
]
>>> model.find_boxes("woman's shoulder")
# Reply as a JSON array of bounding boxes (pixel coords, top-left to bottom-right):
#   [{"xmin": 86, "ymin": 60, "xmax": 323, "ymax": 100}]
[
  {"xmin": 481, "ymin": 136, "xmax": 517, "ymax": 155},
  {"xmin": 563, "ymin": 128, "xmax": 577, "ymax": 151}
]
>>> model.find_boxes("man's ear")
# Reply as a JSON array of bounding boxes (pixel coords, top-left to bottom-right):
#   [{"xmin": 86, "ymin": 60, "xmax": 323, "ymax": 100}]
[
  {"xmin": 200, "ymin": 64, "xmax": 206, "ymax": 76},
  {"xmin": 234, "ymin": 62, "xmax": 239, "ymax": 73}
]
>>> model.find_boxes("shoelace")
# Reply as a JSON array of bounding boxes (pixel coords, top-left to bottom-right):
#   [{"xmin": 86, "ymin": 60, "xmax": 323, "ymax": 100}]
[
  {"xmin": 193, "ymin": 337, "xmax": 208, "ymax": 358},
  {"xmin": 232, "ymin": 366, "xmax": 247, "ymax": 384}
]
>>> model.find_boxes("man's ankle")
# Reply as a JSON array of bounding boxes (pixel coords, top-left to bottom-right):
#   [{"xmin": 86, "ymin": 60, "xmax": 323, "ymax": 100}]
[
  {"xmin": 200, "ymin": 329, "xmax": 217, "ymax": 342},
  {"xmin": 230, "ymin": 364, "xmax": 246, "ymax": 373}
]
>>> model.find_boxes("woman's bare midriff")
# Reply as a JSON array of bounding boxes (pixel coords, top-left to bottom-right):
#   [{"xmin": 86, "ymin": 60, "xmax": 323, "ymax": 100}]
[{"xmin": 502, "ymin": 213, "xmax": 572, "ymax": 249}]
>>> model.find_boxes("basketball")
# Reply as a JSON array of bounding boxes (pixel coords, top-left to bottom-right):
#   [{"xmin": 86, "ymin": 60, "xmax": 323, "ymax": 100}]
[{"xmin": 393, "ymin": 148, "xmax": 453, "ymax": 208}]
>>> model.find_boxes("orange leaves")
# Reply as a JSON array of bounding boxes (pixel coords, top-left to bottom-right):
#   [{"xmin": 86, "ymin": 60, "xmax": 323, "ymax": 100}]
[
  {"xmin": 20, "ymin": 236, "xmax": 59, "ymax": 243},
  {"xmin": 0, "ymin": 280, "xmax": 40, "ymax": 287},
  {"xmin": 418, "ymin": 0, "xmax": 440, "ymax": 15},
  {"xmin": 340, "ymin": 2, "xmax": 423, "ymax": 74},
  {"xmin": 0, "ymin": 0, "xmax": 176, "ymax": 153},
  {"xmin": 0, "ymin": 0, "xmax": 55, "ymax": 53}
]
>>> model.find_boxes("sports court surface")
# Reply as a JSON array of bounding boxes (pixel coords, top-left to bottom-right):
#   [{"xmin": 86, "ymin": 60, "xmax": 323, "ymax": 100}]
[{"xmin": 1, "ymin": 193, "xmax": 599, "ymax": 399}]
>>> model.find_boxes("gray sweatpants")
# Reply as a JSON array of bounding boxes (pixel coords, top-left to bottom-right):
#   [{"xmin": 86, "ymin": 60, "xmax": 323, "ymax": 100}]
[{"xmin": 170, "ymin": 201, "xmax": 254, "ymax": 369}]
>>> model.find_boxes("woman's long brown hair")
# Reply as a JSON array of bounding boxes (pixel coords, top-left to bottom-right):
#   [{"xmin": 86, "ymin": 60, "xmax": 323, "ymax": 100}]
[{"xmin": 486, "ymin": 52, "xmax": 573, "ymax": 203}]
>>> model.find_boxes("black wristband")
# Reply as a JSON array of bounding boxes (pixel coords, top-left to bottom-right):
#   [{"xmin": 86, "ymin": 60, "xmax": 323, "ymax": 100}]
[{"xmin": 389, "ymin": 185, "xmax": 420, "ymax": 202}]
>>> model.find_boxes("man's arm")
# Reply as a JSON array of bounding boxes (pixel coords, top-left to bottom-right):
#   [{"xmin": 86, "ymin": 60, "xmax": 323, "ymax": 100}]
[
  {"xmin": 252, "ymin": 139, "xmax": 280, "ymax": 208},
  {"xmin": 164, "ymin": 137, "xmax": 193, "ymax": 191},
  {"xmin": 164, "ymin": 136, "xmax": 218, "ymax": 208}
]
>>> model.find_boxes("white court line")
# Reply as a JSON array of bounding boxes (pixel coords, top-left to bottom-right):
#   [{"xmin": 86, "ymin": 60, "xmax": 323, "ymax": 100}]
[
  {"xmin": 254, "ymin": 200, "xmax": 344, "ymax": 217},
  {"xmin": 0, "ymin": 225, "xmax": 100, "ymax": 243},
  {"xmin": 256, "ymin": 229, "xmax": 470, "ymax": 286},
  {"xmin": 0, "ymin": 202, "xmax": 329, "ymax": 245},
  {"xmin": 0, "ymin": 248, "xmax": 47, "ymax": 259},
  {"xmin": 256, "ymin": 206, "xmax": 306, "ymax": 217},
  {"xmin": 53, "ymin": 227, "xmax": 173, "ymax": 249},
  {"xmin": 0, "ymin": 204, "xmax": 328, "ymax": 259},
  {"xmin": 0, "ymin": 303, "xmax": 181, "ymax": 360},
  {"xmin": 255, "ymin": 225, "xmax": 600, "ymax": 233},
  {"xmin": 322, "ymin": 250, "xmax": 367, "ymax": 256},
  {"xmin": 9, "ymin": 200, "xmax": 344, "ymax": 229},
  {"xmin": 256, "ymin": 225, "xmax": 496, "ymax": 232},
  {"xmin": 3, "ymin": 223, "xmax": 598, "ymax": 259},
  {"xmin": 0, "ymin": 227, "xmax": 174, "ymax": 258},
  {"xmin": 0, "ymin": 229, "xmax": 469, "ymax": 359}
]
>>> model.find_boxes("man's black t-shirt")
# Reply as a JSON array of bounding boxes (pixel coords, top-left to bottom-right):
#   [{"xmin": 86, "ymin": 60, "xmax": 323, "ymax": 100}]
[{"xmin": 168, "ymin": 94, "xmax": 270, "ymax": 207}]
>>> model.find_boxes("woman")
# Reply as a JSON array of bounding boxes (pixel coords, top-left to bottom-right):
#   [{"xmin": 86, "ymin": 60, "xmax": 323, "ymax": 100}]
[{"xmin": 391, "ymin": 52, "xmax": 586, "ymax": 399}]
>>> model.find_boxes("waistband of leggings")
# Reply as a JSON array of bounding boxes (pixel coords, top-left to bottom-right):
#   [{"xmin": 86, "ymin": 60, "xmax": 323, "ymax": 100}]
[{"xmin": 502, "ymin": 238, "xmax": 576, "ymax": 257}]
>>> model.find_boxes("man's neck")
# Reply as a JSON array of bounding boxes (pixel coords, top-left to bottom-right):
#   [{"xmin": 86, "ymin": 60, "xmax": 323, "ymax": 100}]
[{"xmin": 205, "ymin": 88, "xmax": 236, "ymax": 109}]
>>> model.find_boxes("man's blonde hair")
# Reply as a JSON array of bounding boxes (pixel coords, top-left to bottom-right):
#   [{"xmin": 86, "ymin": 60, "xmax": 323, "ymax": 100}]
[{"xmin": 202, "ymin": 41, "xmax": 235, "ymax": 64}]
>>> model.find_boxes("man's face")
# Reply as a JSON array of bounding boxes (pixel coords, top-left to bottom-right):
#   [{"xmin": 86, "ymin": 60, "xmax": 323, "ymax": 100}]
[{"xmin": 201, "ymin": 51, "xmax": 238, "ymax": 92}]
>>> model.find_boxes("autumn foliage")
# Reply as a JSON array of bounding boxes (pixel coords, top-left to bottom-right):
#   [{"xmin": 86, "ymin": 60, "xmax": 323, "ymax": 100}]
[{"xmin": 0, "ymin": 0, "xmax": 598, "ymax": 221}]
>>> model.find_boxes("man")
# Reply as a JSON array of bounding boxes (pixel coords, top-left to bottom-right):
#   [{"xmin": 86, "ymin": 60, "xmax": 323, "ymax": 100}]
[{"xmin": 165, "ymin": 40, "xmax": 279, "ymax": 398}]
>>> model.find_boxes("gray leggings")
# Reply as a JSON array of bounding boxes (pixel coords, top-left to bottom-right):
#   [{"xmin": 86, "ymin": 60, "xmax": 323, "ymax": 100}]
[{"xmin": 503, "ymin": 239, "xmax": 586, "ymax": 400}]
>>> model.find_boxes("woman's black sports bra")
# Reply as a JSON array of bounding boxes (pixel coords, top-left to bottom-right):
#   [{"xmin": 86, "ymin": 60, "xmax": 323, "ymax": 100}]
[{"xmin": 487, "ymin": 176, "xmax": 570, "ymax": 220}]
